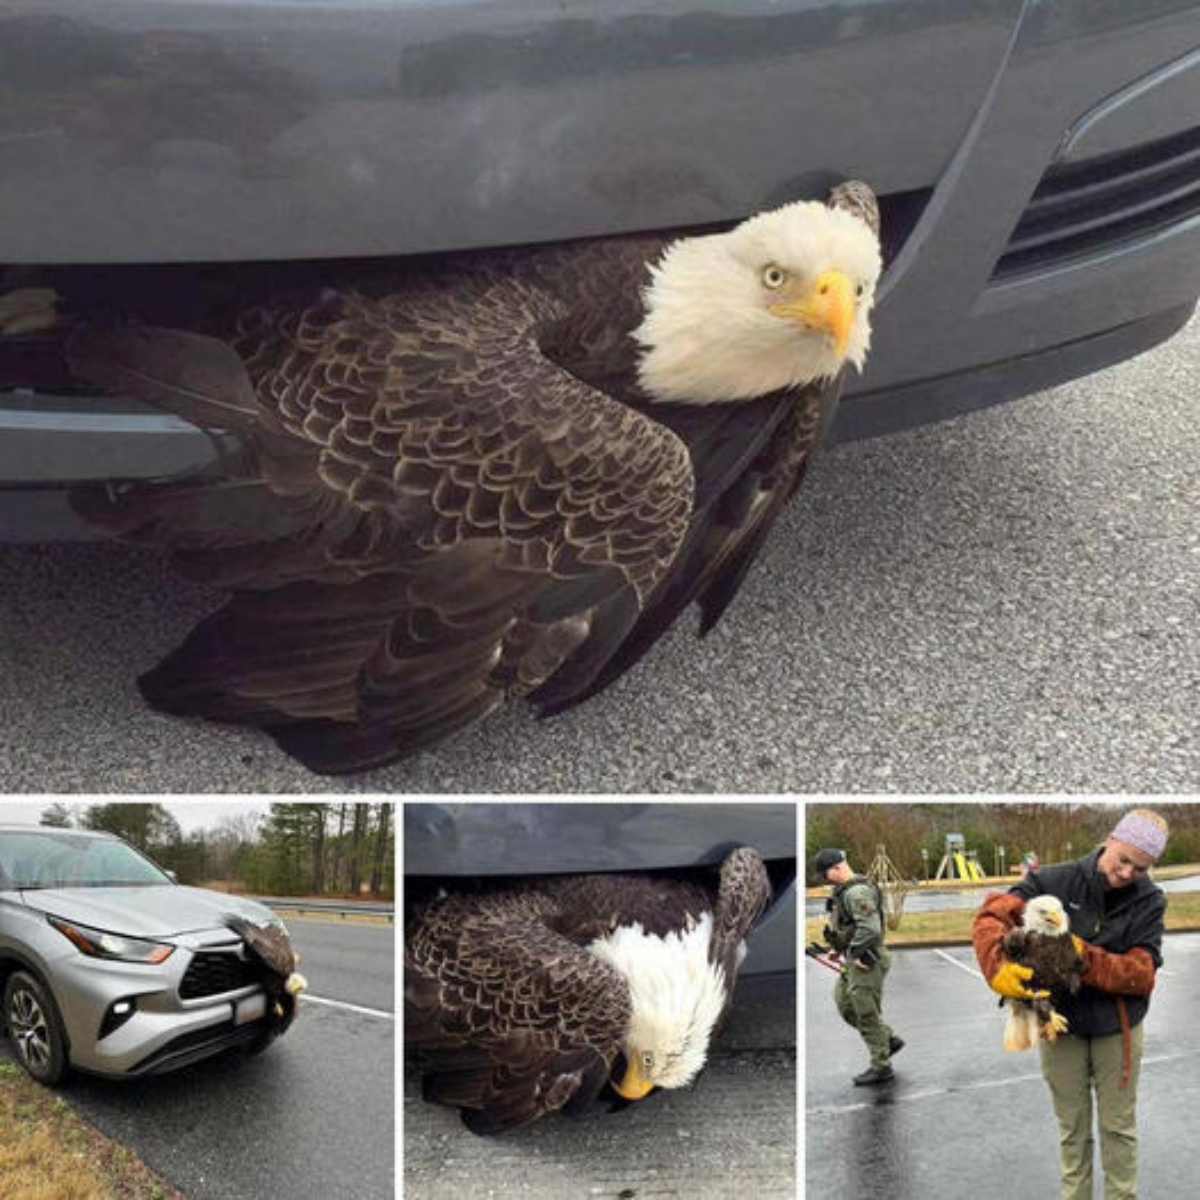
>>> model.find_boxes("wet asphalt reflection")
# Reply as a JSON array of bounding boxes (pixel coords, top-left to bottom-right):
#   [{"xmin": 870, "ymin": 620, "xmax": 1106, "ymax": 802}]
[{"xmin": 806, "ymin": 933, "xmax": 1200, "ymax": 1198}]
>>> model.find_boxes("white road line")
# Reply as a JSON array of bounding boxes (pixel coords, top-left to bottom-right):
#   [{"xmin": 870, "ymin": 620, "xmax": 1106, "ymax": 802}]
[
  {"xmin": 809, "ymin": 1051, "xmax": 1200, "ymax": 1117},
  {"xmin": 300, "ymin": 993, "xmax": 394, "ymax": 1020},
  {"xmin": 933, "ymin": 947, "xmax": 983, "ymax": 978}
]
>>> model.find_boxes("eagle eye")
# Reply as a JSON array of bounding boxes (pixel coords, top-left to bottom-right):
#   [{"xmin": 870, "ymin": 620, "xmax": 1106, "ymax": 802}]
[
  {"xmin": 641, "ymin": 1051, "xmax": 655, "ymax": 1070},
  {"xmin": 761, "ymin": 264, "xmax": 787, "ymax": 290},
  {"xmin": 855, "ymin": 283, "xmax": 865, "ymax": 298}
]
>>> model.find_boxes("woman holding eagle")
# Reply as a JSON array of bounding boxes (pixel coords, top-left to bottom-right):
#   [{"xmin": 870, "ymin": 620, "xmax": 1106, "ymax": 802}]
[{"xmin": 973, "ymin": 808, "xmax": 1168, "ymax": 1200}]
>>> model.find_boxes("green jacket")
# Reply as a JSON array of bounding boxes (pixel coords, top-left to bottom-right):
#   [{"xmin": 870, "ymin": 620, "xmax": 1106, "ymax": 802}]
[{"xmin": 825, "ymin": 876, "xmax": 884, "ymax": 962}]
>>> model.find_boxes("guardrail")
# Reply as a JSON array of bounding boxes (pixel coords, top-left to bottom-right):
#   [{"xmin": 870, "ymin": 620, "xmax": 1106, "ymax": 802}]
[{"xmin": 250, "ymin": 895, "xmax": 395, "ymax": 922}]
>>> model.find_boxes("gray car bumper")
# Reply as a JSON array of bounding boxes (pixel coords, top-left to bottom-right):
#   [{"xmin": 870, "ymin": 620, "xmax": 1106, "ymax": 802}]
[
  {"xmin": 42, "ymin": 933, "xmax": 269, "ymax": 1077},
  {"xmin": 2, "ymin": 1, "xmax": 1200, "ymax": 541}
]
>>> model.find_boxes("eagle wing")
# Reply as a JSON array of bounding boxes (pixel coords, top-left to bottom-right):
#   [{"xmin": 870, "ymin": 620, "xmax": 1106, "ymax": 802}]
[
  {"xmin": 531, "ymin": 382, "xmax": 835, "ymax": 712},
  {"xmin": 1022, "ymin": 931, "xmax": 1085, "ymax": 996},
  {"xmin": 225, "ymin": 915, "xmax": 297, "ymax": 979},
  {"xmin": 491, "ymin": 231, "xmax": 843, "ymax": 713},
  {"xmin": 707, "ymin": 847, "xmax": 772, "ymax": 1031},
  {"xmin": 66, "ymin": 277, "xmax": 692, "ymax": 773},
  {"xmin": 405, "ymin": 889, "xmax": 633, "ymax": 1135}
]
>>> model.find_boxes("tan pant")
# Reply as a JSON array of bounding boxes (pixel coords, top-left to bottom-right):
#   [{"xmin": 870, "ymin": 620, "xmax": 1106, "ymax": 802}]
[{"xmin": 1039, "ymin": 1022, "xmax": 1144, "ymax": 1200}]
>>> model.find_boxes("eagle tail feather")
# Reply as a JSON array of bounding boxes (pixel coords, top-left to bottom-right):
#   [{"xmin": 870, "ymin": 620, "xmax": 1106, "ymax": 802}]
[
  {"xmin": 65, "ymin": 322, "xmax": 259, "ymax": 433},
  {"xmin": 1002, "ymin": 1000, "xmax": 1038, "ymax": 1051}
]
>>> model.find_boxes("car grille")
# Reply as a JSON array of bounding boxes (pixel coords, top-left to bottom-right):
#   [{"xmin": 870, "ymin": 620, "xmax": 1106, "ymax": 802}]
[
  {"xmin": 179, "ymin": 950, "xmax": 261, "ymax": 1000},
  {"xmin": 994, "ymin": 124, "xmax": 1200, "ymax": 279}
]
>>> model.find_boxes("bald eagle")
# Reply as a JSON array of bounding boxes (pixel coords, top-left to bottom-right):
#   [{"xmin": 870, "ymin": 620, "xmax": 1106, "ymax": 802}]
[
  {"xmin": 1000, "ymin": 895, "xmax": 1084, "ymax": 1051},
  {"xmin": 1, "ymin": 182, "xmax": 881, "ymax": 774},
  {"xmin": 405, "ymin": 846, "xmax": 771, "ymax": 1134},
  {"xmin": 224, "ymin": 915, "xmax": 308, "ymax": 1035}
]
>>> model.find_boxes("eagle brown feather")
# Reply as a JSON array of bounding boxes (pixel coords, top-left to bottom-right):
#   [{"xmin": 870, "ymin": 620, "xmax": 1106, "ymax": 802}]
[
  {"xmin": 51, "ymin": 186, "xmax": 880, "ymax": 773},
  {"xmin": 405, "ymin": 846, "xmax": 770, "ymax": 1134},
  {"xmin": 1000, "ymin": 897, "xmax": 1085, "ymax": 1050}
]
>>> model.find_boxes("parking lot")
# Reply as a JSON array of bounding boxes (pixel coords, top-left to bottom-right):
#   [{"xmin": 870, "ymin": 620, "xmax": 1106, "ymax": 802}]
[{"xmin": 806, "ymin": 934, "xmax": 1200, "ymax": 1198}]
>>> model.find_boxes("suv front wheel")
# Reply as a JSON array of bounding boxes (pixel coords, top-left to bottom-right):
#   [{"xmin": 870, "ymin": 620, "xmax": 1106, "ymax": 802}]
[{"xmin": 5, "ymin": 970, "xmax": 68, "ymax": 1084}]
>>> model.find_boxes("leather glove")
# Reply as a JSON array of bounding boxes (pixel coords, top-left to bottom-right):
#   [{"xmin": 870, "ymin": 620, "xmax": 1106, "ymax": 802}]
[{"xmin": 988, "ymin": 960, "xmax": 1050, "ymax": 1000}]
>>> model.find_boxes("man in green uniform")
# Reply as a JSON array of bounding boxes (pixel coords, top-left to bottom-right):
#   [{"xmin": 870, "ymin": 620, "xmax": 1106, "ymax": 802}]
[{"xmin": 814, "ymin": 848, "xmax": 903, "ymax": 1085}]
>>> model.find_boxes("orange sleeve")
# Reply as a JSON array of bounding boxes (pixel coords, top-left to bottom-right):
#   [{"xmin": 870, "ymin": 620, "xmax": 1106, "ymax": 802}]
[
  {"xmin": 1078, "ymin": 942, "xmax": 1157, "ymax": 996},
  {"xmin": 971, "ymin": 892, "xmax": 1027, "ymax": 981}
]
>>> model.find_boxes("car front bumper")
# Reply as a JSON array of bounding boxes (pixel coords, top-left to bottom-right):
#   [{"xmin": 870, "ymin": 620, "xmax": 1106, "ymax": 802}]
[
  {"xmin": 46, "ymin": 930, "xmax": 273, "ymax": 1077},
  {"xmin": 2, "ymin": 1, "xmax": 1200, "ymax": 541}
]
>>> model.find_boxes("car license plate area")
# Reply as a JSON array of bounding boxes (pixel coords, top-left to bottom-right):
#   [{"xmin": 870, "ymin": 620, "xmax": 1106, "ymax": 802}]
[{"xmin": 235, "ymin": 993, "xmax": 266, "ymax": 1026}]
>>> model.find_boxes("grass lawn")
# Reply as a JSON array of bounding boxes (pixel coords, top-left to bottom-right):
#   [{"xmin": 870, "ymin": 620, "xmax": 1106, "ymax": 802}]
[
  {"xmin": 806, "ymin": 888, "xmax": 1200, "ymax": 947},
  {"xmin": 0, "ymin": 1061, "xmax": 182, "ymax": 1200}
]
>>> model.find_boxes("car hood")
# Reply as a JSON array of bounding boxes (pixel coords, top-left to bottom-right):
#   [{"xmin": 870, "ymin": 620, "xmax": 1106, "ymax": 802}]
[{"xmin": 19, "ymin": 886, "xmax": 277, "ymax": 938}]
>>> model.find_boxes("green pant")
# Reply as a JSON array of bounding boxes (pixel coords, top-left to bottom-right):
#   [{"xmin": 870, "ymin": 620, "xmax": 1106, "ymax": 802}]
[
  {"xmin": 1039, "ymin": 1022, "xmax": 1144, "ymax": 1200},
  {"xmin": 833, "ymin": 948, "xmax": 893, "ymax": 1069}
]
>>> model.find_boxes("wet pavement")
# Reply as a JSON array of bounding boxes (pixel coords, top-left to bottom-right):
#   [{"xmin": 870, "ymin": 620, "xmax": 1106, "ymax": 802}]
[{"xmin": 806, "ymin": 932, "xmax": 1200, "ymax": 1198}]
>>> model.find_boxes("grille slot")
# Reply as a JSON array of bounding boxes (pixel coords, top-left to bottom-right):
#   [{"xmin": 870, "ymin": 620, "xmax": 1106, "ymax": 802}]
[
  {"xmin": 179, "ymin": 950, "xmax": 260, "ymax": 999},
  {"xmin": 994, "ymin": 125, "xmax": 1200, "ymax": 279}
]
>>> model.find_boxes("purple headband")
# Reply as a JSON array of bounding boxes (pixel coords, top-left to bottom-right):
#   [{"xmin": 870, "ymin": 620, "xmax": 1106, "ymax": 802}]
[{"xmin": 1110, "ymin": 812, "xmax": 1167, "ymax": 860}]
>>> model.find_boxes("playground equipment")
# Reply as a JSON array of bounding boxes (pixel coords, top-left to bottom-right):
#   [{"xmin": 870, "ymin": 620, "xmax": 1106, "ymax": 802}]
[
  {"xmin": 867, "ymin": 844, "xmax": 916, "ymax": 930},
  {"xmin": 934, "ymin": 833, "xmax": 986, "ymax": 881}
]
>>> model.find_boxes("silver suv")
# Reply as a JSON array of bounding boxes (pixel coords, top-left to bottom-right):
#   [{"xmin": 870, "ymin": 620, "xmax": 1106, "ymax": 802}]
[{"xmin": 0, "ymin": 824, "xmax": 295, "ymax": 1082}]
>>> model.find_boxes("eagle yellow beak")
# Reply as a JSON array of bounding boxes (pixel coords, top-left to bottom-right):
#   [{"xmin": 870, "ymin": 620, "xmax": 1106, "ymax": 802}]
[
  {"xmin": 769, "ymin": 269, "xmax": 856, "ymax": 358},
  {"xmin": 613, "ymin": 1057, "xmax": 655, "ymax": 1101}
]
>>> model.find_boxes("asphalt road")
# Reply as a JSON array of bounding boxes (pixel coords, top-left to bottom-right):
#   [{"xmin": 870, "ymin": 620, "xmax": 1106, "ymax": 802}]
[
  {"xmin": 1, "ymin": 916, "xmax": 395, "ymax": 1200},
  {"xmin": 2, "ymin": 314, "xmax": 1199, "ymax": 791},
  {"xmin": 404, "ymin": 991, "xmax": 795, "ymax": 1200},
  {"xmin": 806, "ymin": 934, "xmax": 1200, "ymax": 1198}
]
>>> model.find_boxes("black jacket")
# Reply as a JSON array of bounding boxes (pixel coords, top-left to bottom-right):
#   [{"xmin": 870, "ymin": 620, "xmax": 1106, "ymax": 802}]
[
  {"xmin": 1010, "ymin": 847, "xmax": 1165, "ymax": 1037},
  {"xmin": 825, "ymin": 876, "xmax": 884, "ymax": 961}
]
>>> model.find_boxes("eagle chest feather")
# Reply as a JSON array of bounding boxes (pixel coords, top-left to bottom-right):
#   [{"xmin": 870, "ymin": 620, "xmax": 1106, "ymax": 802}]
[{"xmin": 1002, "ymin": 927, "xmax": 1084, "ymax": 997}]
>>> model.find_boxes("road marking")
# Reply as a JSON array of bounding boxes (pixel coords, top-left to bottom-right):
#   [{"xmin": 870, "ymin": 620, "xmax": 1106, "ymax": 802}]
[
  {"xmin": 809, "ymin": 1050, "xmax": 1200, "ymax": 1116},
  {"xmin": 300, "ymin": 993, "xmax": 393, "ymax": 1020},
  {"xmin": 933, "ymin": 947, "xmax": 982, "ymax": 978}
]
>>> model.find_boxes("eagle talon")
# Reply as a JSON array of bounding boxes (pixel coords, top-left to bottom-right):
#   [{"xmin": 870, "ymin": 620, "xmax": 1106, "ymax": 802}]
[{"xmin": 1042, "ymin": 1009, "xmax": 1069, "ymax": 1040}]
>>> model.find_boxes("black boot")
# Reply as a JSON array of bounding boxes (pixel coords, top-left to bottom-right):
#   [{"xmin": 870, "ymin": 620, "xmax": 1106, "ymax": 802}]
[
  {"xmin": 888, "ymin": 1036, "xmax": 905, "ymax": 1056},
  {"xmin": 853, "ymin": 1065, "xmax": 895, "ymax": 1086}
]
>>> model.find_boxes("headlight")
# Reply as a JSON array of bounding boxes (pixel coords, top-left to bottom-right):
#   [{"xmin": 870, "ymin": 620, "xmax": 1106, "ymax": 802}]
[{"xmin": 48, "ymin": 916, "xmax": 175, "ymax": 964}]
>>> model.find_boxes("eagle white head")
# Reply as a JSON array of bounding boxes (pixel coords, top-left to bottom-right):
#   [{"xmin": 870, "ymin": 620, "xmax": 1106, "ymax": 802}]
[
  {"xmin": 587, "ymin": 912, "xmax": 730, "ymax": 1099},
  {"xmin": 634, "ymin": 199, "xmax": 882, "ymax": 404},
  {"xmin": 1022, "ymin": 894, "xmax": 1069, "ymax": 936}
]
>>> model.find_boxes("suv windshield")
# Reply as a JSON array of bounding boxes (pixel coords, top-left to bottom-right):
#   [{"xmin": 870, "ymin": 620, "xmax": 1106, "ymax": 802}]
[{"xmin": 0, "ymin": 831, "xmax": 173, "ymax": 889}]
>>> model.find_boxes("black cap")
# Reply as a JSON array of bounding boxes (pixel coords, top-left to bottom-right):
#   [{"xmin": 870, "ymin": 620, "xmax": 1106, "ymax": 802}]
[{"xmin": 813, "ymin": 848, "xmax": 847, "ymax": 876}]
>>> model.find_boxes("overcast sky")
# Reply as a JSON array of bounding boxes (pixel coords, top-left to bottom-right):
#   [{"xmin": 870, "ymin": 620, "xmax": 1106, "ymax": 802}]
[{"xmin": 0, "ymin": 799, "xmax": 268, "ymax": 833}]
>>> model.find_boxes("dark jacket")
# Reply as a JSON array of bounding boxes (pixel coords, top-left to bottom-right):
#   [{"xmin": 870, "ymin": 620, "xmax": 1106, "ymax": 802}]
[
  {"xmin": 1008, "ymin": 848, "xmax": 1165, "ymax": 1037},
  {"xmin": 825, "ymin": 876, "xmax": 884, "ymax": 963}
]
